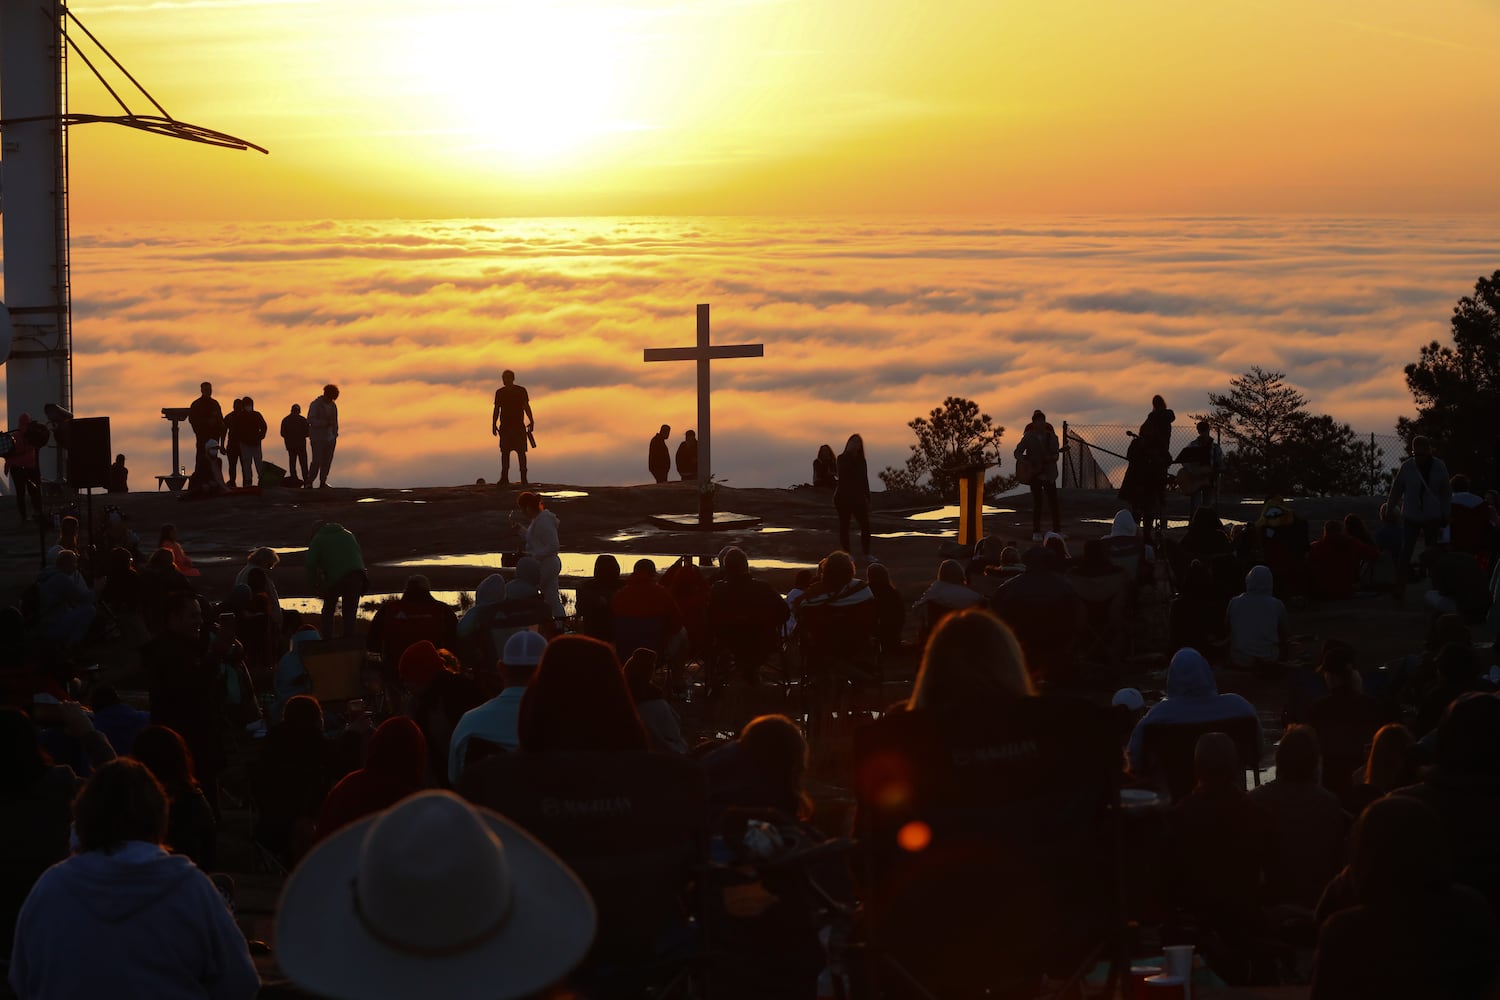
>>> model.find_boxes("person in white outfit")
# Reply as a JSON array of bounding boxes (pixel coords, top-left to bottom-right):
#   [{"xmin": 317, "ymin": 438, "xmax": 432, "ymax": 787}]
[{"xmin": 516, "ymin": 491, "xmax": 564, "ymax": 620}]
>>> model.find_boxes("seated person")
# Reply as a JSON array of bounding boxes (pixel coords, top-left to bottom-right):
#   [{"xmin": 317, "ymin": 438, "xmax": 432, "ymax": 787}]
[
  {"xmin": 610, "ymin": 559, "xmax": 687, "ymax": 667},
  {"xmin": 1170, "ymin": 559, "xmax": 1229, "ymax": 657},
  {"xmin": 447, "ymin": 631, "xmax": 547, "ymax": 785},
  {"xmin": 1254, "ymin": 498, "xmax": 1310, "ymax": 598},
  {"xmin": 1068, "ymin": 539, "xmax": 1131, "ymax": 661},
  {"xmin": 7, "ymin": 759, "xmax": 258, "ymax": 1000},
  {"xmin": 707, "ymin": 547, "xmax": 792, "ymax": 686},
  {"xmin": 366, "ymin": 575, "xmax": 458, "ymax": 672},
  {"xmin": 914, "ymin": 558, "xmax": 984, "ymax": 636},
  {"xmin": 623, "ymin": 648, "xmax": 687, "ymax": 754},
  {"xmin": 252, "ymin": 694, "xmax": 343, "ymax": 866},
  {"xmin": 812, "ymin": 444, "xmax": 838, "ymax": 490},
  {"xmin": 130, "ymin": 724, "xmax": 220, "ymax": 870},
  {"xmin": 398, "ymin": 640, "xmax": 482, "ymax": 787},
  {"xmin": 1311, "ymin": 796, "xmax": 1500, "ymax": 1000},
  {"xmin": 87, "ymin": 684, "xmax": 148, "ymax": 758},
  {"xmin": 1167, "ymin": 733, "xmax": 1273, "ymax": 983},
  {"xmin": 797, "ymin": 551, "xmax": 878, "ymax": 681},
  {"xmin": 1307, "ymin": 645, "xmax": 1385, "ymax": 799},
  {"xmin": 866, "ymin": 562, "xmax": 907, "ymax": 653},
  {"xmin": 35, "ymin": 550, "xmax": 96, "ymax": 647},
  {"xmin": 1343, "ymin": 722, "xmax": 1416, "ymax": 818},
  {"xmin": 703, "ymin": 713, "xmax": 810, "ymax": 826},
  {"xmin": 992, "ymin": 545, "xmax": 1082, "ymax": 685},
  {"xmin": 315, "ymin": 717, "xmax": 428, "ymax": 843},
  {"xmin": 1227, "ymin": 565, "xmax": 1288, "ymax": 670},
  {"xmin": 1308, "ymin": 519, "xmax": 1379, "ymax": 600},
  {"xmin": 575, "ymin": 554, "xmax": 623, "ymax": 640},
  {"xmin": 1247, "ymin": 726, "xmax": 1349, "ymax": 911},
  {"xmin": 1126, "ymin": 646, "xmax": 1261, "ymax": 777},
  {"xmin": 271, "ymin": 625, "xmax": 320, "ymax": 723}
]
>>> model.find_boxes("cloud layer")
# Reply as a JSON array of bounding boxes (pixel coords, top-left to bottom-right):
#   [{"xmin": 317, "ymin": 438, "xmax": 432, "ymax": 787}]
[{"xmin": 6, "ymin": 215, "xmax": 1497, "ymax": 489}]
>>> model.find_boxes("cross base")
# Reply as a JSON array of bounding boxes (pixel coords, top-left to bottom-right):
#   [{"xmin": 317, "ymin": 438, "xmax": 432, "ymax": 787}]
[{"xmin": 645, "ymin": 511, "xmax": 765, "ymax": 532}]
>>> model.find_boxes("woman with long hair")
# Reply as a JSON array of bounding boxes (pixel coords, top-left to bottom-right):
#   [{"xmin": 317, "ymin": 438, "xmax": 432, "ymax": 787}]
[
  {"xmin": 832, "ymin": 434, "xmax": 871, "ymax": 560},
  {"xmin": 1343, "ymin": 723, "xmax": 1417, "ymax": 816},
  {"xmin": 909, "ymin": 608, "xmax": 1033, "ymax": 712},
  {"xmin": 130, "ymin": 724, "xmax": 218, "ymax": 869},
  {"xmin": 515, "ymin": 491, "xmax": 563, "ymax": 621},
  {"xmin": 518, "ymin": 635, "xmax": 648, "ymax": 753}
]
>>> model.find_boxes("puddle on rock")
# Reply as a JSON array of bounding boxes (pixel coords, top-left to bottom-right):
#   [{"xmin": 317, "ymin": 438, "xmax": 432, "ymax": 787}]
[
  {"xmin": 380, "ymin": 550, "xmax": 816, "ymax": 575},
  {"xmin": 907, "ymin": 505, "xmax": 1015, "ymax": 522}
]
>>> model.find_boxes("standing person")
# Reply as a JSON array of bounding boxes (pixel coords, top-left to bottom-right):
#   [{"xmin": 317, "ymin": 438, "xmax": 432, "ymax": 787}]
[
  {"xmin": 833, "ymin": 433, "xmax": 871, "ymax": 560},
  {"xmin": 1119, "ymin": 394, "xmax": 1175, "ymax": 531},
  {"xmin": 186, "ymin": 381, "xmax": 224, "ymax": 468},
  {"xmin": 813, "ymin": 444, "xmax": 838, "ymax": 490},
  {"xmin": 1176, "ymin": 419, "xmax": 1225, "ymax": 511},
  {"xmin": 648, "ymin": 424, "xmax": 672, "ymax": 483},
  {"xmin": 234, "ymin": 396, "xmax": 268, "ymax": 487},
  {"xmin": 675, "ymin": 429, "xmax": 698, "ymax": 481},
  {"xmin": 280, "ymin": 402, "xmax": 311, "ymax": 487},
  {"xmin": 1386, "ymin": 434, "xmax": 1452, "ymax": 600},
  {"xmin": 515, "ymin": 491, "xmax": 563, "ymax": 620},
  {"xmin": 107, "ymin": 454, "xmax": 129, "ymax": 493},
  {"xmin": 306, "ymin": 521, "xmax": 367, "ymax": 640},
  {"xmin": 307, "ymin": 384, "xmax": 341, "ymax": 489},
  {"xmin": 491, "ymin": 370, "xmax": 534, "ymax": 487},
  {"xmin": 1014, "ymin": 409, "xmax": 1061, "ymax": 541},
  {"xmin": 224, "ymin": 398, "xmax": 244, "ymax": 488},
  {"xmin": 4, "ymin": 412, "xmax": 43, "ymax": 523}
]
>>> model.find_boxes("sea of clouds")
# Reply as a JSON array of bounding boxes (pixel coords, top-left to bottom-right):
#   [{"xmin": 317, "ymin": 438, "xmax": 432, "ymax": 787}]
[{"xmin": 8, "ymin": 215, "xmax": 1497, "ymax": 490}]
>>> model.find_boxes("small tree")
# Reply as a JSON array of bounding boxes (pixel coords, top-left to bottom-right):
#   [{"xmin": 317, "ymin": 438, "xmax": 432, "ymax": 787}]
[
  {"xmin": 1201, "ymin": 367, "xmax": 1308, "ymax": 495},
  {"xmin": 1398, "ymin": 270, "xmax": 1500, "ymax": 482},
  {"xmin": 878, "ymin": 396, "xmax": 1009, "ymax": 500},
  {"xmin": 1201, "ymin": 367, "xmax": 1378, "ymax": 496}
]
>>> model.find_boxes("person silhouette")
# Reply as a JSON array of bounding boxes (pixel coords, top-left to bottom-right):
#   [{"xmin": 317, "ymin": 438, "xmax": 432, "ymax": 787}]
[
  {"xmin": 649, "ymin": 424, "xmax": 672, "ymax": 484},
  {"xmin": 491, "ymin": 370, "xmax": 535, "ymax": 486},
  {"xmin": 675, "ymin": 430, "xmax": 698, "ymax": 481}
]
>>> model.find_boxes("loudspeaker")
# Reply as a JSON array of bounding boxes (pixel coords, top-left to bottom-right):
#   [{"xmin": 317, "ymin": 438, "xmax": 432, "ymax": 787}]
[{"xmin": 67, "ymin": 416, "xmax": 112, "ymax": 489}]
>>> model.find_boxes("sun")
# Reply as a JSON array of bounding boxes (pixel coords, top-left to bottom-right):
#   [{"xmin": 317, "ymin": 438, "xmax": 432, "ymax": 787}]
[{"xmin": 390, "ymin": 2, "xmax": 647, "ymax": 165}]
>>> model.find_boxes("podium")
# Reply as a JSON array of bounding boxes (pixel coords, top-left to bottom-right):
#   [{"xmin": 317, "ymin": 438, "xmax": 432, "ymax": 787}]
[{"xmin": 951, "ymin": 463, "xmax": 991, "ymax": 549}]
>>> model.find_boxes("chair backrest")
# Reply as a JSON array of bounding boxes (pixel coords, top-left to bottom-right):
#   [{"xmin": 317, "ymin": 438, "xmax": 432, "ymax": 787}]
[
  {"xmin": 611, "ymin": 614, "xmax": 669, "ymax": 662},
  {"xmin": 1103, "ymin": 534, "xmax": 1144, "ymax": 581},
  {"xmin": 458, "ymin": 751, "xmax": 708, "ymax": 968},
  {"xmin": 1139, "ymin": 715, "xmax": 1262, "ymax": 802},
  {"xmin": 299, "ymin": 637, "xmax": 366, "ymax": 703},
  {"xmin": 854, "ymin": 698, "xmax": 1119, "ymax": 996}
]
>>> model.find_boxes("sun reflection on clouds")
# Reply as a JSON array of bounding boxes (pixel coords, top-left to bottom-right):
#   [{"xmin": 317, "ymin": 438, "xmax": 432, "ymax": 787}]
[{"xmin": 16, "ymin": 215, "xmax": 1499, "ymax": 489}]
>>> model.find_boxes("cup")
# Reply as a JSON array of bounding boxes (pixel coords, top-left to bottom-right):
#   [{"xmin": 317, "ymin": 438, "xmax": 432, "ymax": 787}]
[{"xmin": 1163, "ymin": 944, "xmax": 1194, "ymax": 983}]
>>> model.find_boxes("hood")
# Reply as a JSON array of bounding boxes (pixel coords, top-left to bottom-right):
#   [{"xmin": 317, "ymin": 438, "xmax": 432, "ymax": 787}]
[
  {"xmin": 475, "ymin": 573, "xmax": 507, "ymax": 606},
  {"xmin": 1166, "ymin": 647, "xmax": 1219, "ymax": 698},
  {"xmin": 1245, "ymin": 564, "xmax": 1273, "ymax": 594},
  {"xmin": 55, "ymin": 844, "xmax": 199, "ymax": 923},
  {"xmin": 288, "ymin": 627, "xmax": 322, "ymax": 654},
  {"xmin": 364, "ymin": 716, "xmax": 427, "ymax": 782},
  {"xmin": 514, "ymin": 556, "xmax": 542, "ymax": 587},
  {"xmin": 1109, "ymin": 510, "xmax": 1137, "ymax": 538}
]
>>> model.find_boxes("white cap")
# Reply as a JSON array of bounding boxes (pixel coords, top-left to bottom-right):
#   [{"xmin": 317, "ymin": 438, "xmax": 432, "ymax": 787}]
[{"xmin": 1111, "ymin": 687, "xmax": 1145, "ymax": 712}]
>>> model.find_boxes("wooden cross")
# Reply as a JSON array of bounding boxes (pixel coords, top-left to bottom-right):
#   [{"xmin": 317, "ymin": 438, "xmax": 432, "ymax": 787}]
[{"xmin": 643, "ymin": 304, "xmax": 763, "ymax": 507}]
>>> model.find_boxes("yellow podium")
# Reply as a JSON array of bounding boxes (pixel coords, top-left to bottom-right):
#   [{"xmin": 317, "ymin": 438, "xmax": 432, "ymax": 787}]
[{"xmin": 952, "ymin": 463, "xmax": 991, "ymax": 549}]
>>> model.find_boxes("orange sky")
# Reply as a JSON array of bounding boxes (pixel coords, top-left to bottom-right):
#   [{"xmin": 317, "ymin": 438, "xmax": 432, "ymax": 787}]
[{"xmin": 60, "ymin": 0, "xmax": 1500, "ymax": 223}]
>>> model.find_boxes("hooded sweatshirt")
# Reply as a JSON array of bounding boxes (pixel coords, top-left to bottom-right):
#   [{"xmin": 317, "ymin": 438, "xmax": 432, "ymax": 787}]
[
  {"xmin": 8, "ymin": 842, "xmax": 258, "ymax": 1000},
  {"xmin": 316, "ymin": 718, "xmax": 427, "ymax": 842},
  {"xmin": 272, "ymin": 627, "xmax": 322, "ymax": 722},
  {"xmin": 3, "ymin": 412, "xmax": 39, "ymax": 474},
  {"xmin": 1227, "ymin": 565, "xmax": 1288, "ymax": 668},
  {"xmin": 305, "ymin": 522, "xmax": 364, "ymax": 593},
  {"xmin": 1126, "ymin": 647, "xmax": 1260, "ymax": 773}
]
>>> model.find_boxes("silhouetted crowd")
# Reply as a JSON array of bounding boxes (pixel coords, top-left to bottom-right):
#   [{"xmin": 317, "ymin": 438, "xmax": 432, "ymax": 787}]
[{"xmin": 4, "ymin": 458, "xmax": 1500, "ymax": 999}]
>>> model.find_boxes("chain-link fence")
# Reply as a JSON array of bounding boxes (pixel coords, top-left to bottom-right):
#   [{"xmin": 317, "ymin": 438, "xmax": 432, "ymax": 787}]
[{"xmin": 1060, "ymin": 422, "xmax": 1408, "ymax": 497}]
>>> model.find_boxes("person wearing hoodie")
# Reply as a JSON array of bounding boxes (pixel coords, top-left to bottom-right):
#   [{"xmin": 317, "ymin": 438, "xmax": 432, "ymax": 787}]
[
  {"xmin": 515, "ymin": 492, "xmax": 564, "ymax": 620},
  {"xmin": 8, "ymin": 758, "xmax": 259, "ymax": 1000},
  {"xmin": 315, "ymin": 716, "xmax": 428, "ymax": 843},
  {"xmin": 915, "ymin": 558, "xmax": 984, "ymax": 638},
  {"xmin": 992, "ymin": 545, "xmax": 1082, "ymax": 685},
  {"xmin": 1227, "ymin": 564, "xmax": 1289, "ymax": 670},
  {"xmin": 365, "ymin": 574, "xmax": 458, "ymax": 672},
  {"xmin": 1126, "ymin": 647, "xmax": 1262, "ymax": 774},
  {"xmin": 1014, "ymin": 409, "xmax": 1062, "ymax": 541},
  {"xmin": 4, "ymin": 411, "xmax": 44, "ymax": 523},
  {"xmin": 305, "ymin": 520, "xmax": 366, "ymax": 640},
  {"xmin": 35, "ymin": 549, "xmax": 96, "ymax": 647},
  {"xmin": 1386, "ymin": 435, "xmax": 1452, "ymax": 599},
  {"xmin": 271, "ymin": 625, "xmax": 321, "ymax": 723}
]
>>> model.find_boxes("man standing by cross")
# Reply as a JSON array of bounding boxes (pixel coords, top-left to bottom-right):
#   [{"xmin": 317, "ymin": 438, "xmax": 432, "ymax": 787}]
[{"xmin": 644, "ymin": 305, "xmax": 763, "ymax": 524}]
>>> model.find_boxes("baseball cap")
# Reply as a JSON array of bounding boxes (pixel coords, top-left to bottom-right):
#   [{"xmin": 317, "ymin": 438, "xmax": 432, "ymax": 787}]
[
  {"xmin": 1111, "ymin": 687, "xmax": 1146, "ymax": 712},
  {"xmin": 502, "ymin": 630, "xmax": 548, "ymax": 667}
]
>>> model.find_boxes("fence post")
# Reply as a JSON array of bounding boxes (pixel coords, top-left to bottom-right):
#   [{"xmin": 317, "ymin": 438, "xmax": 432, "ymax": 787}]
[
  {"xmin": 1369, "ymin": 432, "xmax": 1376, "ymax": 496},
  {"xmin": 1062, "ymin": 420, "xmax": 1071, "ymax": 489}
]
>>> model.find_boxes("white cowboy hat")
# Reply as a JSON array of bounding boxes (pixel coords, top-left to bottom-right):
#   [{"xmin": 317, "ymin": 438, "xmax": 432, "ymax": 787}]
[{"xmin": 276, "ymin": 790, "xmax": 595, "ymax": 1000}]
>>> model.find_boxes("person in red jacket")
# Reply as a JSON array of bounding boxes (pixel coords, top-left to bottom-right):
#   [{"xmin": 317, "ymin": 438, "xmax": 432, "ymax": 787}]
[{"xmin": 1308, "ymin": 519, "xmax": 1379, "ymax": 600}]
